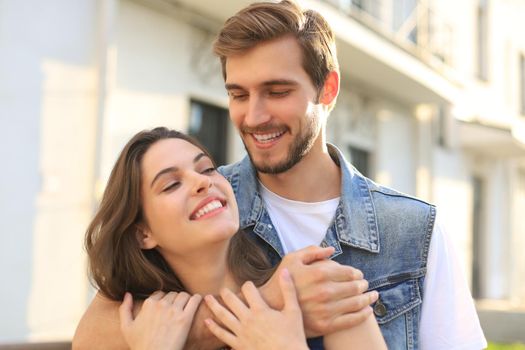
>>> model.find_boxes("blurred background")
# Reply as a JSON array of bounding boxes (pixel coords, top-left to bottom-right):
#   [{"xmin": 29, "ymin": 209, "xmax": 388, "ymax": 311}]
[{"xmin": 0, "ymin": 0, "xmax": 524, "ymax": 347}]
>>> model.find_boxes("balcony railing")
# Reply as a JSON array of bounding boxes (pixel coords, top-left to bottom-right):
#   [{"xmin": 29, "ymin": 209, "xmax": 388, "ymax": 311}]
[{"xmin": 322, "ymin": 0, "xmax": 454, "ymax": 69}]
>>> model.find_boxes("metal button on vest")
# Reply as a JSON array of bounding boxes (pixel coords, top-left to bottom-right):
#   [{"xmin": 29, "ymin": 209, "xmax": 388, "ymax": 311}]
[{"xmin": 373, "ymin": 298, "xmax": 387, "ymax": 317}]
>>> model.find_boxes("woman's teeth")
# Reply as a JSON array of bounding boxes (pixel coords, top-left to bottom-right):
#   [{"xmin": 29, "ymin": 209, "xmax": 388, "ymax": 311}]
[{"xmin": 193, "ymin": 200, "xmax": 223, "ymax": 219}]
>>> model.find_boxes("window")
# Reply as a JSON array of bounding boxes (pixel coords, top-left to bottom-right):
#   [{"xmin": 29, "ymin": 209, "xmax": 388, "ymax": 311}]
[
  {"xmin": 348, "ymin": 146, "xmax": 370, "ymax": 178},
  {"xmin": 435, "ymin": 105, "xmax": 447, "ymax": 147},
  {"xmin": 432, "ymin": 105, "xmax": 454, "ymax": 148},
  {"xmin": 392, "ymin": 0, "xmax": 418, "ymax": 44},
  {"xmin": 471, "ymin": 176, "xmax": 486, "ymax": 299},
  {"xmin": 343, "ymin": 0, "xmax": 382, "ymax": 20},
  {"xmin": 189, "ymin": 100, "xmax": 229, "ymax": 166},
  {"xmin": 513, "ymin": 169, "xmax": 525, "ymax": 299},
  {"xmin": 350, "ymin": 0, "xmax": 365, "ymax": 10},
  {"xmin": 476, "ymin": 0, "xmax": 489, "ymax": 80},
  {"xmin": 520, "ymin": 54, "xmax": 525, "ymax": 116}
]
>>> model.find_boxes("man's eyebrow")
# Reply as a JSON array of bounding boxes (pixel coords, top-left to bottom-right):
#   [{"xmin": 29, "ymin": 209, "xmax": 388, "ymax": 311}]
[
  {"xmin": 150, "ymin": 152, "xmax": 209, "ymax": 188},
  {"xmin": 225, "ymin": 79, "xmax": 298, "ymax": 91},
  {"xmin": 225, "ymin": 83, "xmax": 245, "ymax": 91},
  {"xmin": 261, "ymin": 79, "xmax": 298, "ymax": 87}
]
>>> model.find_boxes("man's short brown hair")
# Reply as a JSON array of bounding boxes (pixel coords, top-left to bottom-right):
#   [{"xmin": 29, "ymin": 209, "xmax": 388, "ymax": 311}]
[{"xmin": 213, "ymin": 0, "xmax": 339, "ymax": 95}]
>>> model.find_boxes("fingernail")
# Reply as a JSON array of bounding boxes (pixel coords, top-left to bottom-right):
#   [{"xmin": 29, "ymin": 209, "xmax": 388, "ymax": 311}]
[
  {"xmin": 281, "ymin": 268, "xmax": 291, "ymax": 280},
  {"xmin": 204, "ymin": 318, "xmax": 211, "ymax": 325},
  {"xmin": 371, "ymin": 291, "xmax": 379, "ymax": 301},
  {"xmin": 362, "ymin": 279, "xmax": 369, "ymax": 290}
]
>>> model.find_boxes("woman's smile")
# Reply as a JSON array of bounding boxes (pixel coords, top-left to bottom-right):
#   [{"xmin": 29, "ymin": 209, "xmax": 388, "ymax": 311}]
[{"xmin": 190, "ymin": 197, "xmax": 227, "ymax": 220}]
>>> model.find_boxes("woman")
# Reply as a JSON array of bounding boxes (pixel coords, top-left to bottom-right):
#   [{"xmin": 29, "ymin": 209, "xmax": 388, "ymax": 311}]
[{"xmin": 86, "ymin": 127, "xmax": 386, "ymax": 349}]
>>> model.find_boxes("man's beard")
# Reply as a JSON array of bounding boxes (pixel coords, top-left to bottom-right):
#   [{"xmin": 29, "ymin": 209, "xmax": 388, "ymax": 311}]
[{"xmin": 243, "ymin": 117, "xmax": 319, "ymax": 174}]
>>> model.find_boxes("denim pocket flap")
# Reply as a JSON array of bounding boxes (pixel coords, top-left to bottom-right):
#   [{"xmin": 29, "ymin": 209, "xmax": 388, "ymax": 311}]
[{"xmin": 373, "ymin": 278, "xmax": 422, "ymax": 324}]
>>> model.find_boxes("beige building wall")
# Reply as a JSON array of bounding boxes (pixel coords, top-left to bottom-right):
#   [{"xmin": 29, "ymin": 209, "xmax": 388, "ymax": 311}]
[{"xmin": 0, "ymin": 0, "xmax": 100, "ymax": 342}]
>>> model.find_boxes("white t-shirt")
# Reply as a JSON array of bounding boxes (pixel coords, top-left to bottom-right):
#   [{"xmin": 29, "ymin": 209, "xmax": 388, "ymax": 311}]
[
  {"xmin": 260, "ymin": 183, "xmax": 487, "ymax": 350},
  {"xmin": 259, "ymin": 182, "xmax": 339, "ymax": 252},
  {"xmin": 420, "ymin": 219, "xmax": 487, "ymax": 350}
]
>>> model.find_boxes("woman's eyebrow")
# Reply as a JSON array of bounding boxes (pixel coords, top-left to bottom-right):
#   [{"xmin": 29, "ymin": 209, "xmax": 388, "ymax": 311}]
[
  {"xmin": 150, "ymin": 152, "xmax": 209, "ymax": 188},
  {"xmin": 193, "ymin": 152, "xmax": 208, "ymax": 163},
  {"xmin": 150, "ymin": 166, "xmax": 178, "ymax": 188}
]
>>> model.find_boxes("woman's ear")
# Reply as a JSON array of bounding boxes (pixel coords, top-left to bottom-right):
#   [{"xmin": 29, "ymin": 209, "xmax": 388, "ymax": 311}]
[{"xmin": 135, "ymin": 224, "xmax": 157, "ymax": 250}]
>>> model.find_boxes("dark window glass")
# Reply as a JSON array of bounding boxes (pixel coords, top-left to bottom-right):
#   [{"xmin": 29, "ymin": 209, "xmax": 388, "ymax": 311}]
[
  {"xmin": 471, "ymin": 176, "xmax": 485, "ymax": 299},
  {"xmin": 348, "ymin": 146, "xmax": 370, "ymax": 178},
  {"xmin": 436, "ymin": 106, "xmax": 447, "ymax": 148},
  {"xmin": 189, "ymin": 100, "xmax": 229, "ymax": 166}
]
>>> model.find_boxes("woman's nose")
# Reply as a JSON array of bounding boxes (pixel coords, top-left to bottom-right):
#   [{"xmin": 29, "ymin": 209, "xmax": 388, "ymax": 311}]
[{"xmin": 193, "ymin": 173, "xmax": 212, "ymax": 194}]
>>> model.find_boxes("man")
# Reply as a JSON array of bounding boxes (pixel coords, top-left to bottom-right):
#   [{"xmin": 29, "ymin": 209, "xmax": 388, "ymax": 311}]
[
  {"xmin": 74, "ymin": 1, "xmax": 486, "ymax": 349},
  {"xmin": 212, "ymin": 1, "xmax": 486, "ymax": 349}
]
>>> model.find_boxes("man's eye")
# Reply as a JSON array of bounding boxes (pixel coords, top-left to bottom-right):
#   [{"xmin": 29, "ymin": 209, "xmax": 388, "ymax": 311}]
[
  {"xmin": 229, "ymin": 92, "xmax": 248, "ymax": 100},
  {"xmin": 162, "ymin": 182, "xmax": 180, "ymax": 192},
  {"xmin": 269, "ymin": 90, "xmax": 290, "ymax": 97}
]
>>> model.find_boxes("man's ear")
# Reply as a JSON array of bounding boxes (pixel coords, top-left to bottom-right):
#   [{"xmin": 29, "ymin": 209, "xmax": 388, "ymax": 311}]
[
  {"xmin": 319, "ymin": 71, "xmax": 340, "ymax": 106},
  {"xmin": 135, "ymin": 224, "xmax": 157, "ymax": 250}
]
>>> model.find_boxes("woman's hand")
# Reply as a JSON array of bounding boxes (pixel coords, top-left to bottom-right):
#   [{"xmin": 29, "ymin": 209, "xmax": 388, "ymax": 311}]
[
  {"xmin": 204, "ymin": 269, "xmax": 309, "ymax": 350},
  {"xmin": 119, "ymin": 291, "xmax": 202, "ymax": 350}
]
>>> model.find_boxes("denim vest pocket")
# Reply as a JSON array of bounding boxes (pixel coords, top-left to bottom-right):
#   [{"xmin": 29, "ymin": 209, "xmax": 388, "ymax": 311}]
[{"xmin": 373, "ymin": 277, "xmax": 422, "ymax": 324}]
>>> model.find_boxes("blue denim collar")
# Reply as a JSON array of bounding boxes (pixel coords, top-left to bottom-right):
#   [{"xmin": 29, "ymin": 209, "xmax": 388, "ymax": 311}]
[{"xmin": 230, "ymin": 144, "xmax": 380, "ymax": 254}]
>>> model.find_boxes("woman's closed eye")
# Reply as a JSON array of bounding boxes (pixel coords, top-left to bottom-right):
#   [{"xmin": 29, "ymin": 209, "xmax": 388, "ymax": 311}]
[
  {"xmin": 162, "ymin": 181, "xmax": 181, "ymax": 193},
  {"xmin": 201, "ymin": 167, "xmax": 216, "ymax": 175}
]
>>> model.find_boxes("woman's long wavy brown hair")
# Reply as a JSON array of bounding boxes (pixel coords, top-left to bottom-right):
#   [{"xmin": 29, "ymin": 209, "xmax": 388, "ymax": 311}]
[{"xmin": 86, "ymin": 127, "xmax": 273, "ymax": 300}]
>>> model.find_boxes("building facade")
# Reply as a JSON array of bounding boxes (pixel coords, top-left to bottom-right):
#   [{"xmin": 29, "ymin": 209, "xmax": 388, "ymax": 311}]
[{"xmin": 0, "ymin": 0, "xmax": 524, "ymax": 344}]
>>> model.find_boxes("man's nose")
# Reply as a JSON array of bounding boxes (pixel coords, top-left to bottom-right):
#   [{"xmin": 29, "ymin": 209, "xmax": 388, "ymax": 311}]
[{"xmin": 244, "ymin": 95, "xmax": 271, "ymax": 128}]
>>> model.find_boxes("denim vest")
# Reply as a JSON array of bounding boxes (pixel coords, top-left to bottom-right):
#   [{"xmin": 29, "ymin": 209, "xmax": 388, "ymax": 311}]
[{"xmin": 218, "ymin": 144, "xmax": 435, "ymax": 350}]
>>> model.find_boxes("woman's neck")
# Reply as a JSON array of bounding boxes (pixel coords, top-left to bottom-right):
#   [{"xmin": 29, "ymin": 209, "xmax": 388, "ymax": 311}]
[{"xmin": 160, "ymin": 243, "xmax": 239, "ymax": 296}]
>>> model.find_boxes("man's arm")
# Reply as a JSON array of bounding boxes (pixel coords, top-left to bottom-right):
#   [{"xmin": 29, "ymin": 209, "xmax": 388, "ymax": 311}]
[
  {"xmin": 258, "ymin": 246, "xmax": 378, "ymax": 337},
  {"xmin": 73, "ymin": 293, "xmax": 128, "ymax": 350},
  {"xmin": 73, "ymin": 292, "xmax": 225, "ymax": 350},
  {"xmin": 73, "ymin": 246, "xmax": 375, "ymax": 349}
]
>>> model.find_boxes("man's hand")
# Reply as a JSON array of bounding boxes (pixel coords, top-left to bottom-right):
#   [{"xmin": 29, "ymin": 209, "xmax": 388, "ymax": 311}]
[{"xmin": 259, "ymin": 245, "xmax": 378, "ymax": 337}]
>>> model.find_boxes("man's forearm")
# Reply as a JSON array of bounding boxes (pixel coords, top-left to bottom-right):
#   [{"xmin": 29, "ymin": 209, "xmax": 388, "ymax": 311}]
[
  {"xmin": 72, "ymin": 293, "xmax": 129, "ymax": 350},
  {"xmin": 184, "ymin": 296, "xmax": 226, "ymax": 350}
]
